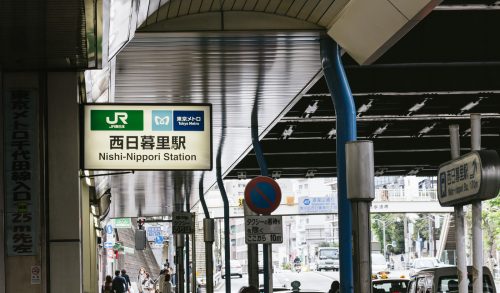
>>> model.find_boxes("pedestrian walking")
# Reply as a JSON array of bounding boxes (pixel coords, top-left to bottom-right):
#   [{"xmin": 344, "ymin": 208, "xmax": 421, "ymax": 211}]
[
  {"xmin": 112, "ymin": 270, "xmax": 128, "ymax": 293},
  {"xmin": 159, "ymin": 273, "xmax": 173, "ymax": 293},
  {"xmin": 141, "ymin": 272, "xmax": 155, "ymax": 293},
  {"xmin": 102, "ymin": 275, "xmax": 113, "ymax": 293},
  {"xmin": 159, "ymin": 263, "xmax": 169, "ymax": 276},
  {"xmin": 137, "ymin": 267, "xmax": 146, "ymax": 293},
  {"xmin": 169, "ymin": 266, "xmax": 176, "ymax": 286},
  {"xmin": 121, "ymin": 269, "xmax": 132, "ymax": 292}
]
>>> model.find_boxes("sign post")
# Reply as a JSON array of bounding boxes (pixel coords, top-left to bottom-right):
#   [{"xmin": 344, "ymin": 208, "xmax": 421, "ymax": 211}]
[
  {"xmin": 437, "ymin": 150, "xmax": 500, "ymax": 206},
  {"xmin": 172, "ymin": 212, "xmax": 195, "ymax": 234},
  {"xmin": 442, "ymin": 121, "xmax": 500, "ymax": 293},
  {"xmin": 82, "ymin": 104, "xmax": 212, "ymax": 170},
  {"xmin": 245, "ymin": 215, "xmax": 283, "ymax": 244},
  {"xmin": 244, "ymin": 176, "xmax": 282, "ymax": 293},
  {"xmin": 244, "ymin": 176, "xmax": 281, "ymax": 215}
]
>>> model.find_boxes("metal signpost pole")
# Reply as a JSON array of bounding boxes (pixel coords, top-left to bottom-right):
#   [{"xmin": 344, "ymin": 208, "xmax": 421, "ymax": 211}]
[
  {"xmin": 449, "ymin": 124, "xmax": 467, "ymax": 293},
  {"xmin": 470, "ymin": 114, "xmax": 483, "ymax": 293},
  {"xmin": 382, "ymin": 224, "xmax": 386, "ymax": 259},
  {"xmin": 404, "ymin": 216, "xmax": 409, "ymax": 267},
  {"xmin": 199, "ymin": 176, "xmax": 215, "ymax": 293},
  {"xmin": 346, "ymin": 141, "xmax": 374, "ymax": 293},
  {"xmin": 428, "ymin": 217, "xmax": 433, "ymax": 257},
  {"xmin": 251, "ymin": 101, "xmax": 272, "ymax": 293},
  {"xmin": 244, "ymin": 176, "xmax": 282, "ymax": 293},
  {"xmin": 176, "ymin": 235, "xmax": 185, "ymax": 293},
  {"xmin": 244, "ymin": 202, "xmax": 259, "ymax": 289},
  {"xmin": 192, "ymin": 218, "xmax": 197, "ymax": 293},
  {"xmin": 216, "ymin": 162, "xmax": 231, "ymax": 293},
  {"xmin": 186, "ymin": 200, "xmax": 191, "ymax": 293},
  {"xmin": 203, "ymin": 219, "xmax": 215, "ymax": 293}
]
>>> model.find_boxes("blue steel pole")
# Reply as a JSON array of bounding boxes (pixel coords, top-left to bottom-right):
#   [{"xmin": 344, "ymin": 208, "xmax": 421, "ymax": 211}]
[
  {"xmin": 320, "ymin": 36, "xmax": 357, "ymax": 293},
  {"xmin": 251, "ymin": 98, "xmax": 271, "ymax": 293}
]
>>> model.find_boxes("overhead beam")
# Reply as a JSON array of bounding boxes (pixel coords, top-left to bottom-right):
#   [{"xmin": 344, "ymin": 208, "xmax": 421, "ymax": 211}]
[
  {"xmin": 304, "ymin": 90, "xmax": 500, "ymax": 97},
  {"xmin": 435, "ymin": 5, "xmax": 500, "ymax": 10},
  {"xmin": 233, "ymin": 153, "xmax": 451, "ymax": 168},
  {"xmin": 262, "ymin": 133, "xmax": 500, "ymax": 140},
  {"xmin": 225, "ymin": 167, "xmax": 440, "ymax": 179},
  {"xmin": 245, "ymin": 148, "xmax": 466, "ymax": 157},
  {"xmin": 280, "ymin": 114, "xmax": 500, "ymax": 123}
]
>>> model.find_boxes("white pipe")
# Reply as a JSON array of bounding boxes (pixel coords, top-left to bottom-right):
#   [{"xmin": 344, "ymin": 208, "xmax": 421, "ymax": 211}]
[
  {"xmin": 449, "ymin": 124, "xmax": 468, "ymax": 293},
  {"xmin": 471, "ymin": 114, "xmax": 483, "ymax": 293}
]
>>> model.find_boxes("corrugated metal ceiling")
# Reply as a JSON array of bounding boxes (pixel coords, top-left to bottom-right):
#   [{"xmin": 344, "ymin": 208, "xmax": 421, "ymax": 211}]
[
  {"xmin": 110, "ymin": 31, "xmax": 322, "ymax": 217},
  {"xmin": 105, "ymin": 0, "xmax": 500, "ymax": 217},
  {"xmin": 227, "ymin": 5, "xmax": 500, "ymax": 179}
]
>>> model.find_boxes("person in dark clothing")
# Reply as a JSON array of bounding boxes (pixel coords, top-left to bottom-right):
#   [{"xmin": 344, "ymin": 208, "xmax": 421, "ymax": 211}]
[
  {"xmin": 328, "ymin": 280, "xmax": 340, "ymax": 293},
  {"xmin": 121, "ymin": 269, "xmax": 131, "ymax": 292},
  {"xmin": 159, "ymin": 263, "xmax": 169, "ymax": 276},
  {"xmin": 239, "ymin": 286, "xmax": 259, "ymax": 293},
  {"xmin": 112, "ymin": 270, "xmax": 128, "ymax": 293}
]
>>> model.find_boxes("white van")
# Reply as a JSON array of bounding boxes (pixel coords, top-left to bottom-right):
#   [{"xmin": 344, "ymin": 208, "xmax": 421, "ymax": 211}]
[
  {"xmin": 317, "ymin": 247, "xmax": 339, "ymax": 271},
  {"xmin": 372, "ymin": 253, "xmax": 389, "ymax": 275}
]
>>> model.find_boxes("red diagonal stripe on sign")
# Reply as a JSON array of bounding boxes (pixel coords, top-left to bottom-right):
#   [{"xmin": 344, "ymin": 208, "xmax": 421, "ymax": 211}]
[{"xmin": 255, "ymin": 186, "xmax": 273, "ymax": 207}]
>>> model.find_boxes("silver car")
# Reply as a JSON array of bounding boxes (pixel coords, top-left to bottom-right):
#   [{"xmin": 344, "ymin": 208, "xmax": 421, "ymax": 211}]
[{"xmin": 407, "ymin": 266, "xmax": 496, "ymax": 293}]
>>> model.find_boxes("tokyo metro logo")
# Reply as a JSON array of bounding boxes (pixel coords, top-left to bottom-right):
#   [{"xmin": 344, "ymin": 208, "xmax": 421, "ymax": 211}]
[{"xmin": 152, "ymin": 110, "xmax": 173, "ymax": 131}]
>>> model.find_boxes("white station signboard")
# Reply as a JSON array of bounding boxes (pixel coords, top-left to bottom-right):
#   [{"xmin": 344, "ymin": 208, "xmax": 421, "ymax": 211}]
[
  {"xmin": 83, "ymin": 104, "xmax": 212, "ymax": 170},
  {"xmin": 438, "ymin": 150, "xmax": 500, "ymax": 206},
  {"xmin": 245, "ymin": 215, "xmax": 283, "ymax": 244}
]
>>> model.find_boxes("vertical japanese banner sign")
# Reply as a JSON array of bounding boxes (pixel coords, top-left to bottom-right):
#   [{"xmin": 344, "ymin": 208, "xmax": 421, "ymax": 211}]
[{"xmin": 4, "ymin": 89, "xmax": 38, "ymax": 256}]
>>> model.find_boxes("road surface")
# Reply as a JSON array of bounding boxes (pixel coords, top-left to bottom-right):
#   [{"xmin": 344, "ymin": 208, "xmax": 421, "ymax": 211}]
[{"xmin": 215, "ymin": 270, "xmax": 339, "ymax": 293}]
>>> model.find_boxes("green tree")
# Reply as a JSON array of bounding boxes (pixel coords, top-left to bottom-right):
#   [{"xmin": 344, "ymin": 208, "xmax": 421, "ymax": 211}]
[
  {"xmin": 464, "ymin": 195, "xmax": 499, "ymax": 260},
  {"xmin": 371, "ymin": 214, "xmax": 404, "ymax": 254},
  {"xmin": 411, "ymin": 214, "xmax": 442, "ymax": 254},
  {"xmin": 482, "ymin": 196, "xmax": 500, "ymax": 258}
]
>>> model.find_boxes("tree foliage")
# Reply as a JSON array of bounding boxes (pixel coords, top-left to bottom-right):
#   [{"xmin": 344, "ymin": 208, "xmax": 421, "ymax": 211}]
[
  {"xmin": 372, "ymin": 214, "xmax": 404, "ymax": 254},
  {"xmin": 482, "ymin": 195, "xmax": 500, "ymax": 258}
]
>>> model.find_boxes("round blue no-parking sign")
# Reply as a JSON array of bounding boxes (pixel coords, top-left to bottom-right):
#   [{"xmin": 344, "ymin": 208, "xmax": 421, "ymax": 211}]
[
  {"xmin": 154, "ymin": 235, "xmax": 164, "ymax": 244},
  {"xmin": 244, "ymin": 176, "xmax": 281, "ymax": 215}
]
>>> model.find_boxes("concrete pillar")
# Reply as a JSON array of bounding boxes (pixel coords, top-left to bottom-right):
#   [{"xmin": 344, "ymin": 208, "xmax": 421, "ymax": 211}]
[
  {"xmin": 0, "ymin": 69, "xmax": 5, "ymax": 293},
  {"xmin": 82, "ymin": 181, "xmax": 99, "ymax": 293},
  {"xmin": 0, "ymin": 72, "xmax": 86, "ymax": 292},
  {"xmin": 47, "ymin": 72, "xmax": 82, "ymax": 293},
  {"xmin": 2, "ymin": 73, "xmax": 43, "ymax": 293}
]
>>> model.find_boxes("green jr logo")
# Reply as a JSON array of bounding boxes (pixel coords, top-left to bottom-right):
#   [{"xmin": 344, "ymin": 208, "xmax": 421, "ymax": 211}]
[
  {"xmin": 91, "ymin": 110, "xmax": 143, "ymax": 130},
  {"xmin": 106, "ymin": 112, "xmax": 129, "ymax": 127}
]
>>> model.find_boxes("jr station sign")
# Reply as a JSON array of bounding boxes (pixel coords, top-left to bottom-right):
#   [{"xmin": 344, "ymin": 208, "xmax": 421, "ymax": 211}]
[{"xmin": 82, "ymin": 104, "xmax": 212, "ymax": 170}]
